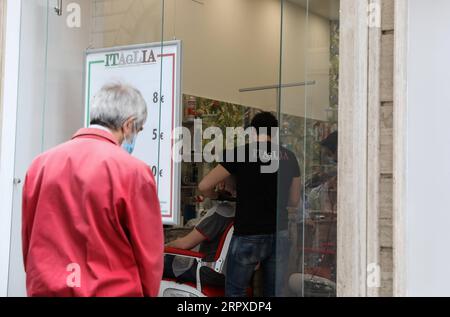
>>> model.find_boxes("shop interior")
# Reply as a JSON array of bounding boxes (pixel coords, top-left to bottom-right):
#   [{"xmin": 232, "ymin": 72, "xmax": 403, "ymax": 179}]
[{"xmin": 8, "ymin": 0, "xmax": 340, "ymax": 297}]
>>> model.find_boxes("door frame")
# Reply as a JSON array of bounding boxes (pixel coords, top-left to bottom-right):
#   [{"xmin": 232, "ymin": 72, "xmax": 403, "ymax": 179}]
[
  {"xmin": 337, "ymin": 0, "xmax": 371, "ymax": 297},
  {"xmin": 392, "ymin": 0, "xmax": 408, "ymax": 297},
  {"xmin": 0, "ymin": 0, "xmax": 22, "ymax": 297}
]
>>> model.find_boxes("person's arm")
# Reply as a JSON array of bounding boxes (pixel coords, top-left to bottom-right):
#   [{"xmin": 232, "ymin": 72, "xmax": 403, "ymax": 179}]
[
  {"xmin": 166, "ymin": 229, "xmax": 207, "ymax": 250},
  {"xmin": 198, "ymin": 165, "xmax": 231, "ymax": 198},
  {"xmin": 286, "ymin": 150, "xmax": 302, "ymax": 208},
  {"xmin": 124, "ymin": 168, "xmax": 164, "ymax": 297},
  {"xmin": 288, "ymin": 177, "xmax": 301, "ymax": 208}
]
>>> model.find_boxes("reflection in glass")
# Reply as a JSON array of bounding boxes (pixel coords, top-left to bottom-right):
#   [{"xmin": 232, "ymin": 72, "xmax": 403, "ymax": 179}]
[
  {"xmin": 8, "ymin": 0, "xmax": 165, "ymax": 296},
  {"xmin": 278, "ymin": 0, "xmax": 339, "ymax": 297},
  {"xmin": 9, "ymin": 0, "xmax": 339, "ymax": 298}
]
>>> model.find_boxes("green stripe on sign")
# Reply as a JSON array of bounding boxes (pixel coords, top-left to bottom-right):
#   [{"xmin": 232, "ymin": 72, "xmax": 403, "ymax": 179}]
[{"xmin": 86, "ymin": 60, "xmax": 105, "ymax": 126}]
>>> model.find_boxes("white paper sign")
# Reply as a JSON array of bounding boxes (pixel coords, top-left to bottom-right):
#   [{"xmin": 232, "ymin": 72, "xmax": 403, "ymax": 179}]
[{"xmin": 84, "ymin": 41, "xmax": 182, "ymax": 225}]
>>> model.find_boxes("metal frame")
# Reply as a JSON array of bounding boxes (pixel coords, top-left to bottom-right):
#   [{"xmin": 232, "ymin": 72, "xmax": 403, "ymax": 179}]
[
  {"xmin": 0, "ymin": 0, "xmax": 22, "ymax": 297},
  {"xmin": 393, "ymin": 0, "xmax": 408, "ymax": 297},
  {"xmin": 238, "ymin": 81, "xmax": 316, "ymax": 93},
  {"xmin": 54, "ymin": 0, "xmax": 63, "ymax": 16}
]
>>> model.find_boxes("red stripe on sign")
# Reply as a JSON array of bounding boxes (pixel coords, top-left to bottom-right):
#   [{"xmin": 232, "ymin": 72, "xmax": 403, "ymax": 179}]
[{"xmin": 157, "ymin": 52, "xmax": 176, "ymax": 220}]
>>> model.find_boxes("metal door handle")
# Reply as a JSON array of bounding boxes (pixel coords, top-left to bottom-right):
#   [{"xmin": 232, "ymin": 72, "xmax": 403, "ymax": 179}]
[{"xmin": 55, "ymin": 0, "xmax": 63, "ymax": 16}]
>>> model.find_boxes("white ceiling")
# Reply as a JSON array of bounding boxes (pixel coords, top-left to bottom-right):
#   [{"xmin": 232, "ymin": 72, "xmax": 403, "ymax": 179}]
[{"xmin": 288, "ymin": 0, "xmax": 340, "ymax": 21}]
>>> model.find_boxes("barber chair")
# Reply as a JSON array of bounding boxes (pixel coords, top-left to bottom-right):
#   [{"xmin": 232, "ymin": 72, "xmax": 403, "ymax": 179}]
[{"xmin": 159, "ymin": 223, "xmax": 234, "ymax": 297}]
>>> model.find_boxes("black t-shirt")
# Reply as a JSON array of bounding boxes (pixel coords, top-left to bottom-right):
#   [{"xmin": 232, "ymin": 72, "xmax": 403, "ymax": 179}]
[{"xmin": 220, "ymin": 142, "xmax": 300, "ymax": 235}]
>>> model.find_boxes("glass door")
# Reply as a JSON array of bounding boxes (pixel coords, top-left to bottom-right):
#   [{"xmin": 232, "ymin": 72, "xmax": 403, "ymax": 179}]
[
  {"xmin": 277, "ymin": 0, "xmax": 340, "ymax": 297},
  {"xmin": 8, "ymin": 0, "xmax": 339, "ymax": 297},
  {"xmin": 7, "ymin": 0, "xmax": 49, "ymax": 297},
  {"xmin": 8, "ymin": 0, "xmax": 165, "ymax": 296},
  {"xmin": 160, "ymin": 0, "xmax": 282, "ymax": 230}
]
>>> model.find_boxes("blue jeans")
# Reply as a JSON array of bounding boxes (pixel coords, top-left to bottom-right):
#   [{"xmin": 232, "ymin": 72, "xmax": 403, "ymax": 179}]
[{"xmin": 225, "ymin": 234, "xmax": 278, "ymax": 297}]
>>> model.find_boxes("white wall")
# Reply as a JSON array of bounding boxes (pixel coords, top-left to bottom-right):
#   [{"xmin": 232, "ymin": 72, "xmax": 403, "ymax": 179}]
[
  {"xmin": 406, "ymin": 0, "xmax": 450, "ymax": 297},
  {"xmin": 281, "ymin": 0, "xmax": 331, "ymax": 120},
  {"xmin": 93, "ymin": 0, "xmax": 331, "ymax": 120}
]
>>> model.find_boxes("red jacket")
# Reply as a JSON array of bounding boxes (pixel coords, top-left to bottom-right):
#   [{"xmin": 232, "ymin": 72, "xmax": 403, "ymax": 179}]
[{"xmin": 22, "ymin": 128, "xmax": 164, "ymax": 297}]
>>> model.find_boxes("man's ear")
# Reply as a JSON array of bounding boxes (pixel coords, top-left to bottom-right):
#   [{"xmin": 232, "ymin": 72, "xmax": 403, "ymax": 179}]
[{"xmin": 123, "ymin": 117, "xmax": 135, "ymax": 134}]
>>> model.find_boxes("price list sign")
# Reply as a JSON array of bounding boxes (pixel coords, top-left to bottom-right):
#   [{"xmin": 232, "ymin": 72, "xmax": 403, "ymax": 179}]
[{"xmin": 84, "ymin": 41, "xmax": 182, "ymax": 225}]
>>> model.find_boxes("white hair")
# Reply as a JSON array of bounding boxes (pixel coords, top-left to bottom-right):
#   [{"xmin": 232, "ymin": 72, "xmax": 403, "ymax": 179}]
[{"xmin": 90, "ymin": 82, "xmax": 148, "ymax": 130}]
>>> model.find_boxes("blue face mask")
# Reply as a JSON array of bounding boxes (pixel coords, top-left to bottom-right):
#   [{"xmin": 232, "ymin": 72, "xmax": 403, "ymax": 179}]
[{"xmin": 122, "ymin": 122, "xmax": 138, "ymax": 155}]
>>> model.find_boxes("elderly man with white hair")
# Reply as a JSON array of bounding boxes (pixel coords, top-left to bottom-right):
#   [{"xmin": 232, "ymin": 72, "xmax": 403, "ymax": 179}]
[{"xmin": 22, "ymin": 83, "xmax": 164, "ymax": 297}]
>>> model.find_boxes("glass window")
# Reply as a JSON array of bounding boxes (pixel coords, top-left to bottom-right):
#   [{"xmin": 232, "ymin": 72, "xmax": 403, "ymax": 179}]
[
  {"xmin": 277, "ymin": 0, "xmax": 340, "ymax": 297},
  {"xmin": 9, "ymin": 0, "xmax": 165, "ymax": 296},
  {"xmin": 9, "ymin": 0, "xmax": 339, "ymax": 297}
]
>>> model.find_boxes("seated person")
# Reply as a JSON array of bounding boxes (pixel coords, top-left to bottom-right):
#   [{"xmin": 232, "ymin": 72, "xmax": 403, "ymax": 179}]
[
  {"xmin": 306, "ymin": 131, "xmax": 338, "ymax": 214},
  {"xmin": 163, "ymin": 177, "xmax": 235, "ymax": 288},
  {"xmin": 305, "ymin": 131, "xmax": 338, "ymax": 214}
]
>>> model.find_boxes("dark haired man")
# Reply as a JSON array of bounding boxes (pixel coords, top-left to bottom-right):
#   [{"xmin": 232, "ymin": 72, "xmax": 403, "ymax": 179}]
[
  {"xmin": 321, "ymin": 131, "xmax": 338, "ymax": 163},
  {"xmin": 198, "ymin": 112, "xmax": 301, "ymax": 297}
]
